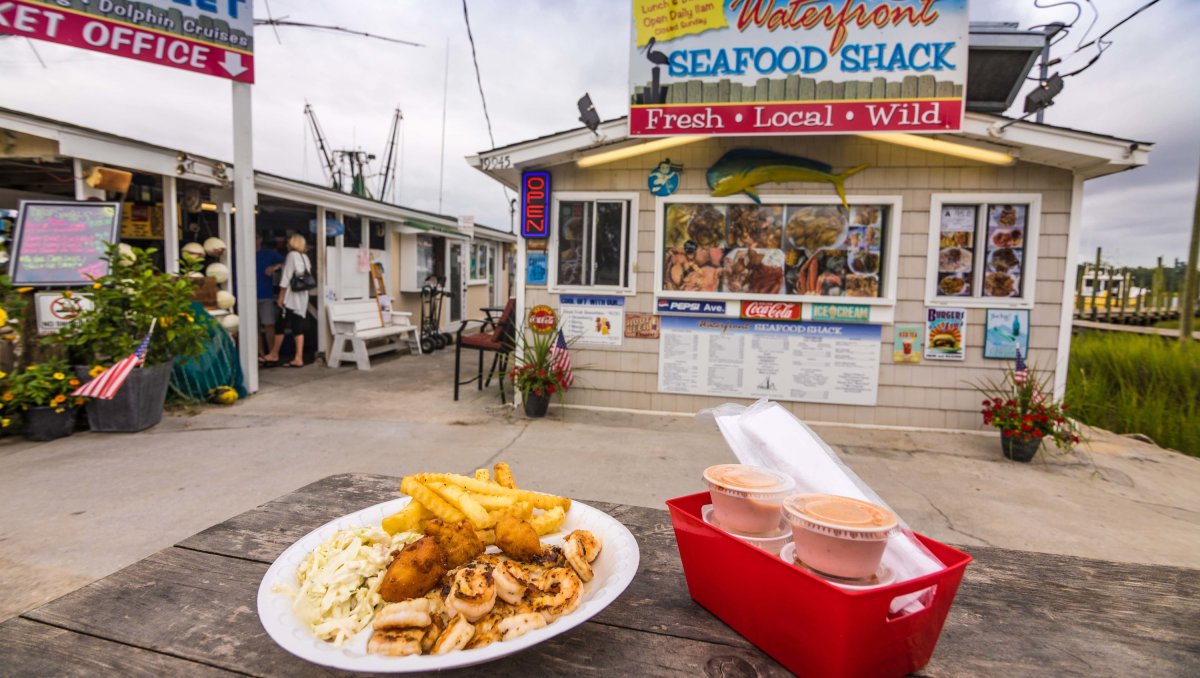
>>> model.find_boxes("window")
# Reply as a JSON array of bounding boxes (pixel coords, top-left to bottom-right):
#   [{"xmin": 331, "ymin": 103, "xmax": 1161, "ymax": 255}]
[
  {"xmin": 655, "ymin": 196, "xmax": 900, "ymax": 303},
  {"xmin": 926, "ymin": 194, "xmax": 1041, "ymax": 307},
  {"xmin": 469, "ymin": 243, "xmax": 491, "ymax": 283},
  {"xmin": 551, "ymin": 192, "xmax": 638, "ymax": 293}
]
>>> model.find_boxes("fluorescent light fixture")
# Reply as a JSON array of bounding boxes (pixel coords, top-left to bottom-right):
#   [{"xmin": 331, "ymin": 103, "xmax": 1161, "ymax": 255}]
[
  {"xmin": 576, "ymin": 135, "xmax": 708, "ymax": 168},
  {"xmin": 858, "ymin": 132, "xmax": 1017, "ymax": 166}
]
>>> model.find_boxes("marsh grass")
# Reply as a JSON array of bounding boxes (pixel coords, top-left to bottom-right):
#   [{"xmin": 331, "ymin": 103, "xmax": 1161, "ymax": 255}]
[{"xmin": 1066, "ymin": 331, "xmax": 1200, "ymax": 457}]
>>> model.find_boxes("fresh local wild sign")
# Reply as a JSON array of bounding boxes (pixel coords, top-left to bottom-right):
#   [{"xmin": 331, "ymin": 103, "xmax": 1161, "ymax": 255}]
[
  {"xmin": 0, "ymin": 0, "xmax": 254, "ymax": 82},
  {"xmin": 629, "ymin": 0, "xmax": 967, "ymax": 136}
]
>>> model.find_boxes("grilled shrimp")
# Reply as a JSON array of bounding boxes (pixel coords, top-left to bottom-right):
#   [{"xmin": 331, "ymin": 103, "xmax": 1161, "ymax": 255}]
[
  {"xmin": 372, "ymin": 598, "xmax": 433, "ymax": 630},
  {"xmin": 497, "ymin": 612, "xmax": 547, "ymax": 641},
  {"xmin": 493, "ymin": 559, "xmax": 531, "ymax": 604},
  {"xmin": 367, "ymin": 628, "xmax": 424, "ymax": 656},
  {"xmin": 445, "ymin": 563, "xmax": 497, "ymax": 622},
  {"xmin": 528, "ymin": 567, "xmax": 583, "ymax": 621},
  {"xmin": 562, "ymin": 530, "xmax": 601, "ymax": 582},
  {"xmin": 431, "ymin": 614, "xmax": 475, "ymax": 655}
]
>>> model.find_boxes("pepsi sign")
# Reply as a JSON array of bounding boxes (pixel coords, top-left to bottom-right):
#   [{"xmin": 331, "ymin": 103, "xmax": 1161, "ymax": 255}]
[{"xmin": 656, "ymin": 298, "xmax": 727, "ymax": 315}]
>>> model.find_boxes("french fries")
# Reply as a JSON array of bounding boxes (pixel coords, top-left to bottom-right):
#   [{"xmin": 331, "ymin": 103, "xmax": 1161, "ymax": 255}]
[
  {"xmin": 395, "ymin": 463, "xmax": 571, "ymax": 541},
  {"xmin": 493, "ymin": 462, "xmax": 516, "ymax": 489},
  {"xmin": 427, "ymin": 481, "xmax": 492, "ymax": 529},
  {"xmin": 400, "ymin": 476, "xmax": 465, "ymax": 524}
]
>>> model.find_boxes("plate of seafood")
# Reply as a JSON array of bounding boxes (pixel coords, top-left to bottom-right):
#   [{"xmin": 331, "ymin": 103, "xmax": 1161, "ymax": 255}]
[{"xmin": 258, "ymin": 466, "xmax": 640, "ymax": 672}]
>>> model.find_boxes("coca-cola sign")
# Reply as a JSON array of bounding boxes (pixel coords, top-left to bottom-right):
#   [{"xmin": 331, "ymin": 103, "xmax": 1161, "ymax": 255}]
[{"xmin": 740, "ymin": 301, "xmax": 801, "ymax": 320}]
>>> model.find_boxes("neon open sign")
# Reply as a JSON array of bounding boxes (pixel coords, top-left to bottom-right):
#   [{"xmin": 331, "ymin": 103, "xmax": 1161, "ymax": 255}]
[{"xmin": 521, "ymin": 171, "xmax": 551, "ymax": 239}]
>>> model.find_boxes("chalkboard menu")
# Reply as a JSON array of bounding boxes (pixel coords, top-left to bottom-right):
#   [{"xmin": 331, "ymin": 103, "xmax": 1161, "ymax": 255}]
[{"xmin": 10, "ymin": 201, "xmax": 121, "ymax": 287}]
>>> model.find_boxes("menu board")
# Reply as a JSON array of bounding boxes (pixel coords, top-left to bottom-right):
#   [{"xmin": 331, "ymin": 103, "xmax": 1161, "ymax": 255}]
[
  {"xmin": 983, "ymin": 204, "xmax": 1026, "ymax": 298},
  {"xmin": 935, "ymin": 205, "xmax": 977, "ymax": 297},
  {"xmin": 658, "ymin": 316, "xmax": 881, "ymax": 405},
  {"xmin": 662, "ymin": 202, "xmax": 886, "ymax": 299},
  {"xmin": 10, "ymin": 201, "xmax": 120, "ymax": 287}
]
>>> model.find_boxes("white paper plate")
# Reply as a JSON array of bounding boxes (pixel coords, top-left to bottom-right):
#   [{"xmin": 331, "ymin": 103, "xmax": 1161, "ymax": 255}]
[{"xmin": 257, "ymin": 498, "xmax": 640, "ymax": 672}]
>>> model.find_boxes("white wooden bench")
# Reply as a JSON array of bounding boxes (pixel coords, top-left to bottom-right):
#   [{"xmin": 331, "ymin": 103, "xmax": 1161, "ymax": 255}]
[{"xmin": 326, "ymin": 299, "xmax": 419, "ymax": 370}]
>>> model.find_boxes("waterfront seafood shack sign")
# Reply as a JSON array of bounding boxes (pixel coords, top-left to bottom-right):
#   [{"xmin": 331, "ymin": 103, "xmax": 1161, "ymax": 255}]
[
  {"xmin": 629, "ymin": 0, "xmax": 967, "ymax": 136},
  {"xmin": 0, "ymin": 0, "xmax": 254, "ymax": 82}
]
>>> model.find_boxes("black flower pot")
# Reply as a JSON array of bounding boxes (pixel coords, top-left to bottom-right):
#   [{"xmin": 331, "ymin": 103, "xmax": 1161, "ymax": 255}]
[
  {"xmin": 74, "ymin": 360, "xmax": 173, "ymax": 433},
  {"xmin": 1001, "ymin": 436, "xmax": 1041, "ymax": 462},
  {"xmin": 523, "ymin": 392, "xmax": 550, "ymax": 418},
  {"xmin": 23, "ymin": 406, "xmax": 78, "ymax": 442}
]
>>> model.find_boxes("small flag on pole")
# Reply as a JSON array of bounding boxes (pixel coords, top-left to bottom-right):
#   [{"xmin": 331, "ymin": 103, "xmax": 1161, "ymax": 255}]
[
  {"xmin": 72, "ymin": 320, "xmax": 156, "ymax": 400},
  {"xmin": 551, "ymin": 329, "xmax": 573, "ymax": 388},
  {"xmin": 1013, "ymin": 347, "xmax": 1028, "ymax": 386}
]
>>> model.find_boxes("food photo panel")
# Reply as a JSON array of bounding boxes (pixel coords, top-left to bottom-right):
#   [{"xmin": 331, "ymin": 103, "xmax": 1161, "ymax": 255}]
[{"xmin": 663, "ymin": 204, "xmax": 727, "ymax": 292}]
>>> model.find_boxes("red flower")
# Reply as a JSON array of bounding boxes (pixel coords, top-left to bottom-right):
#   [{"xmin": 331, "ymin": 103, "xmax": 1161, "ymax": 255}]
[
  {"xmin": 534, "ymin": 389, "xmax": 543, "ymax": 397},
  {"xmin": 1033, "ymin": 430, "xmax": 1044, "ymax": 438},
  {"xmin": 547, "ymin": 385, "xmax": 556, "ymax": 394}
]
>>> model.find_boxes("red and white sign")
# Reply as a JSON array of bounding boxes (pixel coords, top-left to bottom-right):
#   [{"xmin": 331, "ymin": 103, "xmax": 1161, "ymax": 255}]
[
  {"xmin": 740, "ymin": 301, "xmax": 801, "ymax": 321},
  {"xmin": 0, "ymin": 0, "xmax": 254, "ymax": 83},
  {"xmin": 528, "ymin": 305, "xmax": 557, "ymax": 334},
  {"xmin": 631, "ymin": 100, "xmax": 960, "ymax": 136}
]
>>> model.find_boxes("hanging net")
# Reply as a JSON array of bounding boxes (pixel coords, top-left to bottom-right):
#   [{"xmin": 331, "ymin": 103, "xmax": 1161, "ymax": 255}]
[{"xmin": 169, "ymin": 303, "xmax": 246, "ymax": 403}]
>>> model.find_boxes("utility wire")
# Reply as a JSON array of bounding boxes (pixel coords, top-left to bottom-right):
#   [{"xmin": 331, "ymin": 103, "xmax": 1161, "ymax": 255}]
[
  {"xmin": 461, "ymin": 0, "xmax": 513, "ymax": 230},
  {"xmin": 254, "ymin": 19, "xmax": 424, "ymax": 48}
]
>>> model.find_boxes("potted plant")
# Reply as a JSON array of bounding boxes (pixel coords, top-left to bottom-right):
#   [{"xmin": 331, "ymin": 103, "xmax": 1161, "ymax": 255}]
[
  {"xmin": 510, "ymin": 324, "xmax": 573, "ymax": 419},
  {"xmin": 50, "ymin": 244, "xmax": 207, "ymax": 432},
  {"xmin": 974, "ymin": 353, "xmax": 1081, "ymax": 462},
  {"xmin": 2, "ymin": 360, "xmax": 86, "ymax": 441}
]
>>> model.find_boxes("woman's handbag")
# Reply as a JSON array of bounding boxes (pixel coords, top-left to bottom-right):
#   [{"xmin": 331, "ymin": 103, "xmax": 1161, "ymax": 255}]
[{"xmin": 289, "ymin": 255, "xmax": 317, "ymax": 291}]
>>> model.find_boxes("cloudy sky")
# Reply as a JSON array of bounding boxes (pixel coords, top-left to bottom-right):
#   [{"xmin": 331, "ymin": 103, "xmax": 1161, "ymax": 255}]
[{"xmin": 1, "ymin": 0, "xmax": 1195, "ymax": 267}]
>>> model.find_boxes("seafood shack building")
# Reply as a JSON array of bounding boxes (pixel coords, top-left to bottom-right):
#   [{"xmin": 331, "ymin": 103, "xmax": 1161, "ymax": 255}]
[{"xmin": 469, "ymin": 115, "xmax": 1149, "ymax": 430}]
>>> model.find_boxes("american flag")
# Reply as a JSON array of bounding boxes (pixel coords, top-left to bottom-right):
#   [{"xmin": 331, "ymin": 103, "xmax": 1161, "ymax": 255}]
[
  {"xmin": 1013, "ymin": 348, "xmax": 1028, "ymax": 386},
  {"xmin": 551, "ymin": 329, "xmax": 573, "ymax": 388},
  {"xmin": 72, "ymin": 320, "xmax": 156, "ymax": 400}
]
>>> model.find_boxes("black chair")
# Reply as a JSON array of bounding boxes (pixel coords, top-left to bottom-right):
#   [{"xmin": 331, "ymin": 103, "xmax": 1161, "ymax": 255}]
[{"xmin": 454, "ymin": 299, "xmax": 516, "ymax": 403}]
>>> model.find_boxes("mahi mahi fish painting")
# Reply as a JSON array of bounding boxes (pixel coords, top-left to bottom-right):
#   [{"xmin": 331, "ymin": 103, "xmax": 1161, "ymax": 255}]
[{"xmin": 706, "ymin": 149, "xmax": 868, "ymax": 208}]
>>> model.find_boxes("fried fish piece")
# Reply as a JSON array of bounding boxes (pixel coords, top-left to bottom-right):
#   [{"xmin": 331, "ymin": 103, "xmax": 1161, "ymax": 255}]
[
  {"xmin": 424, "ymin": 518, "xmax": 485, "ymax": 569},
  {"xmin": 379, "ymin": 536, "xmax": 447, "ymax": 602},
  {"xmin": 495, "ymin": 516, "xmax": 544, "ymax": 562}
]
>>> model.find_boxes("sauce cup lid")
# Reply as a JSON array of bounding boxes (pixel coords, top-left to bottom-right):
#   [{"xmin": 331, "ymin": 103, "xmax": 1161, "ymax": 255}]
[
  {"xmin": 783, "ymin": 493, "xmax": 898, "ymax": 539},
  {"xmin": 703, "ymin": 464, "xmax": 795, "ymax": 498}
]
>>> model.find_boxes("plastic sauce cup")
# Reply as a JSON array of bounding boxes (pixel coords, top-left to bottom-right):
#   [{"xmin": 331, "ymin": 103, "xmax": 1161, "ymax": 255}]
[
  {"xmin": 703, "ymin": 464, "xmax": 796, "ymax": 535},
  {"xmin": 783, "ymin": 494, "xmax": 898, "ymax": 580}
]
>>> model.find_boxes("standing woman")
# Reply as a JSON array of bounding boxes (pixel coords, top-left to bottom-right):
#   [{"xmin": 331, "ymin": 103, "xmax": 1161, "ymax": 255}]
[{"xmin": 263, "ymin": 234, "xmax": 312, "ymax": 367}]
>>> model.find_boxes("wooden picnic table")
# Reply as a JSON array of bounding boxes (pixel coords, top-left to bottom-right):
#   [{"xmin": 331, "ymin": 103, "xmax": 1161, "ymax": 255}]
[{"xmin": 1, "ymin": 473, "xmax": 1196, "ymax": 677}]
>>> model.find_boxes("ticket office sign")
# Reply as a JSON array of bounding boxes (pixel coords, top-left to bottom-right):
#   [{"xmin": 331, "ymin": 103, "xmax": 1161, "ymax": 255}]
[
  {"xmin": 1, "ymin": 0, "xmax": 255, "ymax": 82},
  {"xmin": 629, "ymin": 0, "xmax": 968, "ymax": 136},
  {"xmin": 658, "ymin": 316, "xmax": 881, "ymax": 405}
]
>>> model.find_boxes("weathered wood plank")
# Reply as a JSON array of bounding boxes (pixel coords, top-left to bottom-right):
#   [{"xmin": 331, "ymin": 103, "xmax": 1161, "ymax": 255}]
[
  {"xmin": 755, "ymin": 77, "xmax": 769, "ymax": 101},
  {"xmin": 784, "ymin": 74, "xmax": 799, "ymax": 100},
  {"xmin": 843, "ymin": 81, "xmax": 858, "ymax": 100},
  {"xmin": 768, "ymin": 78, "xmax": 784, "ymax": 101},
  {"xmin": 936, "ymin": 80, "xmax": 955, "ymax": 97},
  {"xmin": 702, "ymin": 82, "xmax": 718, "ymax": 103},
  {"xmin": 871, "ymin": 77, "xmax": 887, "ymax": 99},
  {"xmin": 686, "ymin": 80, "xmax": 702, "ymax": 104},
  {"xmin": 815, "ymin": 80, "xmax": 832, "ymax": 99},
  {"xmin": 798, "ymin": 77, "xmax": 816, "ymax": 100},
  {"xmin": 886, "ymin": 81, "xmax": 901, "ymax": 98},
  {"xmin": 0, "ymin": 617, "xmax": 238, "ymax": 677},
  {"xmin": 717, "ymin": 78, "xmax": 731, "ymax": 103},
  {"xmin": 855, "ymin": 81, "xmax": 872, "ymax": 99},
  {"xmin": 902, "ymin": 75, "xmax": 918, "ymax": 97},
  {"xmin": 831, "ymin": 81, "xmax": 845, "ymax": 99},
  {"xmin": 20, "ymin": 548, "xmax": 787, "ymax": 677},
  {"xmin": 918, "ymin": 74, "xmax": 936, "ymax": 97},
  {"xmin": 730, "ymin": 82, "xmax": 744, "ymax": 103}
]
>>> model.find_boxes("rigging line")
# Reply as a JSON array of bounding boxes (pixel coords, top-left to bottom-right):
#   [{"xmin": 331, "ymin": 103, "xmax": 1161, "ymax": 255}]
[
  {"xmin": 461, "ymin": 0, "xmax": 495, "ymax": 149},
  {"xmin": 253, "ymin": 20, "xmax": 424, "ymax": 48},
  {"xmin": 461, "ymin": 0, "xmax": 513, "ymax": 230},
  {"xmin": 262, "ymin": 0, "xmax": 283, "ymax": 45},
  {"xmin": 1061, "ymin": 0, "xmax": 1160, "ymax": 79}
]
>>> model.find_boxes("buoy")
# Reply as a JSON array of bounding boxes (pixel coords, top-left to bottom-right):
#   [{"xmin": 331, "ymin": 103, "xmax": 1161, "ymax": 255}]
[
  {"xmin": 216, "ymin": 290, "xmax": 236, "ymax": 309},
  {"xmin": 203, "ymin": 237, "xmax": 227, "ymax": 258},
  {"xmin": 219, "ymin": 313, "xmax": 239, "ymax": 332},
  {"xmin": 182, "ymin": 242, "xmax": 206, "ymax": 261},
  {"xmin": 208, "ymin": 385, "xmax": 239, "ymax": 405},
  {"xmin": 206, "ymin": 262, "xmax": 230, "ymax": 284}
]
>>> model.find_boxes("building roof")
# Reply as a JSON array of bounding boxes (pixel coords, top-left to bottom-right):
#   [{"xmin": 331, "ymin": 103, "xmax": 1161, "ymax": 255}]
[
  {"xmin": 0, "ymin": 106, "xmax": 503, "ymax": 238},
  {"xmin": 467, "ymin": 112, "xmax": 1152, "ymax": 188}
]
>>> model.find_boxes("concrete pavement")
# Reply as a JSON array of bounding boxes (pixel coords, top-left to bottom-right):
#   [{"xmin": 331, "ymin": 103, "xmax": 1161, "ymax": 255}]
[{"xmin": 1, "ymin": 347, "xmax": 1197, "ymax": 622}]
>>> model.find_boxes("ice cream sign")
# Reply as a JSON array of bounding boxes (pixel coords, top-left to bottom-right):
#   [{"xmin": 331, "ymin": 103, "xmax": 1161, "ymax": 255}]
[
  {"xmin": 0, "ymin": 0, "xmax": 254, "ymax": 82},
  {"xmin": 629, "ymin": 0, "xmax": 968, "ymax": 136}
]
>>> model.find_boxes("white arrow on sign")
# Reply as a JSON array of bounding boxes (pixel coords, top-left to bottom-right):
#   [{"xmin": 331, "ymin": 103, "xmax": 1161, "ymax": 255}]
[{"xmin": 220, "ymin": 52, "xmax": 248, "ymax": 77}]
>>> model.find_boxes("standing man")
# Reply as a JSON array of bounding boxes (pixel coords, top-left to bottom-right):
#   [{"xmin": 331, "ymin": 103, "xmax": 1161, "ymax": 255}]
[{"xmin": 255, "ymin": 233, "xmax": 285, "ymax": 365}]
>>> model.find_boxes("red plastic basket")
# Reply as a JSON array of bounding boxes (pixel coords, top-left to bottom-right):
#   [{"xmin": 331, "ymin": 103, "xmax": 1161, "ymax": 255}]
[{"xmin": 667, "ymin": 492, "xmax": 971, "ymax": 678}]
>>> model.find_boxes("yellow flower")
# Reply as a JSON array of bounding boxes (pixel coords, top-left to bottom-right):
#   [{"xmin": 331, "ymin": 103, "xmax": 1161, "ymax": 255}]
[
  {"xmin": 63, "ymin": 290, "xmax": 72, "ymax": 298},
  {"xmin": 16, "ymin": 287, "xmax": 32, "ymax": 293},
  {"xmin": 54, "ymin": 407, "xmax": 65, "ymax": 413},
  {"xmin": 160, "ymin": 316, "xmax": 173, "ymax": 328},
  {"xmin": 25, "ymin": 366, "xmax": 34, "ymax": 371},
  {"xmin": 93, "ymin": 282, "xmax": 102, "ymax": 290},
  {"xmin": 69, "ymin": 378, "xmax": 80, "ymax": 387},
  {"xmin": 53, "ymin": 372, "xmax": 65, "ymax": 380},
  {"xmin": 0, "ymin": 371, "xmax": 6, "ymax": 379},
  {"xmin": 51, "ymin": 395, "xmax": 65, "ymax": 405},
  {"xmin": 0, "ymin": 308, "xmax": 7, "ymax": 325},
  {"xmin": 89, "ymin": 365, "xmax": 106, "ymax": 378},
  {"xmin": 2, "ymin": 393, "xmax": 11, "ymax": 402},
  {"xmin": 75, "ymin": 397, "xmax": 86, "ymax": 405},
  {"xmin": 0, "ymin": 418, "xmax": 9, "ymax": 428},
  {"xmin": 186, "ymin": 315, "xmax": 195, "ymax": 323}
]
